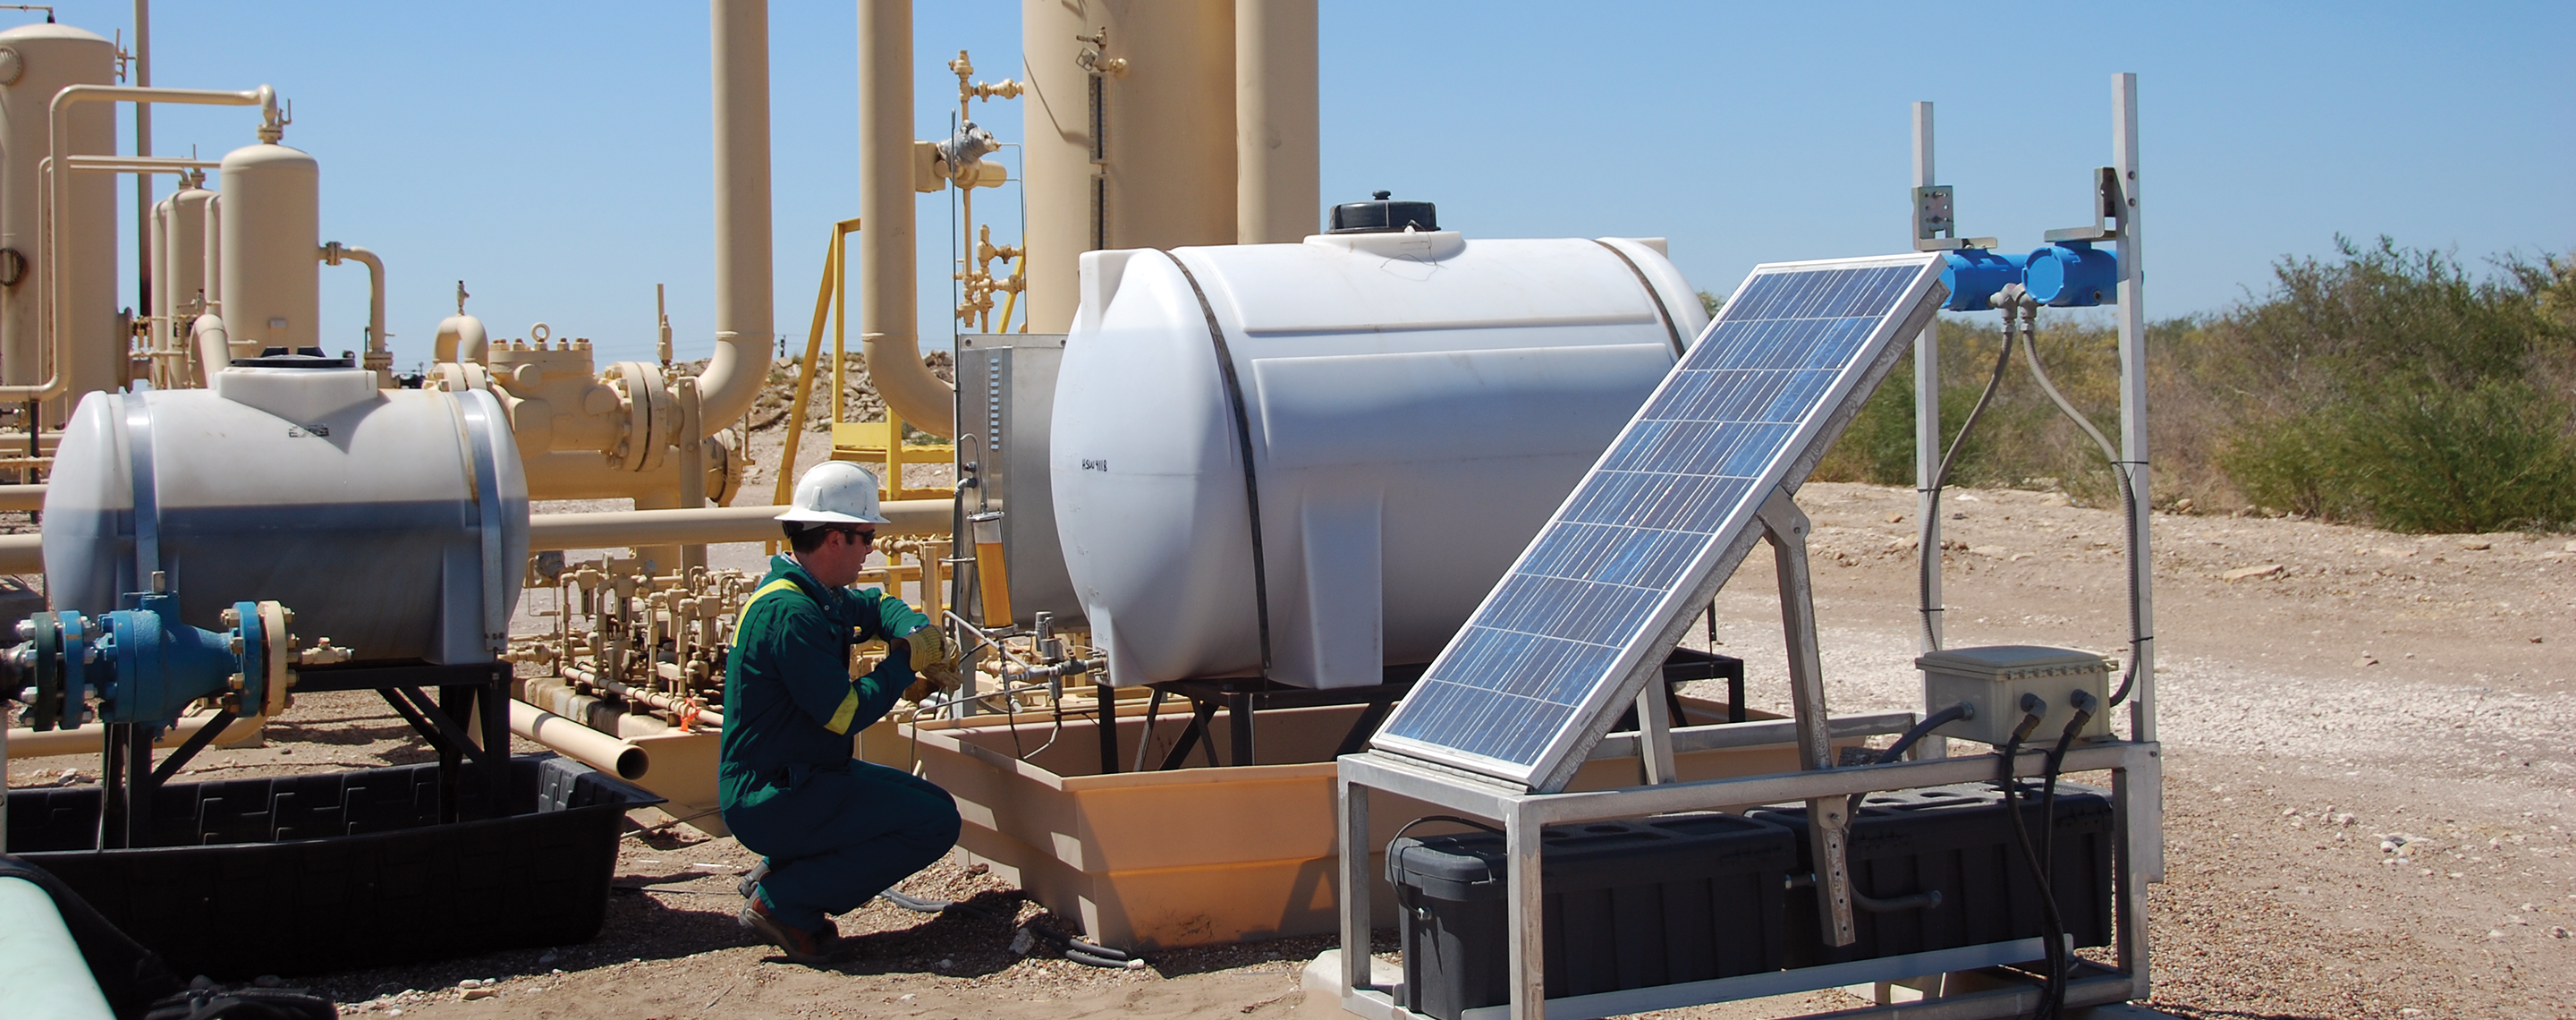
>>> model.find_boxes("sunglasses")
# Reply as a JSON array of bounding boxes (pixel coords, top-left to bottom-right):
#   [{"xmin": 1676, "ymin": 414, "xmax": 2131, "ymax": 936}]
[{"xmin": 835, "ymin": 527, "xmax": 877, "ymax": 544}]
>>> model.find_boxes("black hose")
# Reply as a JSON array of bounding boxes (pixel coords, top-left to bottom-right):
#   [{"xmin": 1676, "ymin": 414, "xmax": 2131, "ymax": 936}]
[
  {"xmin": 2036, "ymin": 693, "xmax": 2097, "ymax": 1020},
  {"xmin": 1874, "ymin": 702, "xmax": 1976, "ymax": 766},
  {"xmin": 1996, "ymin": 699, "xmax": 2063, "ymax": 1020}
]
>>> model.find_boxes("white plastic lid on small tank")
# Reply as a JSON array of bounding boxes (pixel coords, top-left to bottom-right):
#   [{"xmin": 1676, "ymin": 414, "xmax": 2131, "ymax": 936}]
[
  {"xmin": 1052, "ymin": 231, "xmax": 1707, "ymax": 689},
  {"xmin": 43, "ymin": 368, "xmax": 529, "ymax": 664}
]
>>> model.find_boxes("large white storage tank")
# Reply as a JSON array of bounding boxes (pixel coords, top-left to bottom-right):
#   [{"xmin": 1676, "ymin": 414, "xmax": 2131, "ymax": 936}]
[
  {"xmin": 1052, "ymin": 225, "xmax": 1705, "ymax": 688},
  {"xmin": 42, "ymin": 358, "xmax": 530, "ymax": 664}
]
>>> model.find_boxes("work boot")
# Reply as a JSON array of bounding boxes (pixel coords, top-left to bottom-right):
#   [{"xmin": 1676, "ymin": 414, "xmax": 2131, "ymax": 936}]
[
  {"xmin": 737, "ymin": 892, "xmax": 835, "ymax": 965},
  {"xmin": 738, "ymin": 859, "xmax": 770, "ymax": 900}
]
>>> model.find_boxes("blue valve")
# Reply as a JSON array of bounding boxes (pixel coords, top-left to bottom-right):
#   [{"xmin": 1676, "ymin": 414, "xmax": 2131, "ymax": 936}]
[{"xmin": 9, "ymin": 592, "xmax": 296, "ymax": 735}]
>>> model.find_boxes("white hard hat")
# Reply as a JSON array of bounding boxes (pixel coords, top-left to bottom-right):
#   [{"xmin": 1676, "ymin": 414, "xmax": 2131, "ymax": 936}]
[{"xmin": 775, "ymin": 462, "xmax": 892, "ymax": 525}]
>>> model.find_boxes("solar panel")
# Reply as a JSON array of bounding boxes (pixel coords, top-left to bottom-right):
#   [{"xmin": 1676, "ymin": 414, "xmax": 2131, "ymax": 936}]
[{"xmin": 1371, "ymin": 254, "xmax": 1948, "ymax": 791}]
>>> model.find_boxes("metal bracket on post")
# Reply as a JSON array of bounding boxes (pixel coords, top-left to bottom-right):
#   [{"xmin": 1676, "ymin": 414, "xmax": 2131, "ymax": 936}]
[{"xmin": 1757, "ymin": 488, "xmax": 1857, "ymax": 948}]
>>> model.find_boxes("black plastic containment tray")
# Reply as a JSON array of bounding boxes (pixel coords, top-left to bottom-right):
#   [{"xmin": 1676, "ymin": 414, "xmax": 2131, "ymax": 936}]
[
  {"xmin": 1751, "ymin": 782, "xmax": 2114, "ymax": 968},
  {"xmin": 1386, "ymin": 812, "xmax": 1795, "ymax": 1020},
  {"xmin": 4, "ymin": 755, "xmax": 660, "ymax": 978}
]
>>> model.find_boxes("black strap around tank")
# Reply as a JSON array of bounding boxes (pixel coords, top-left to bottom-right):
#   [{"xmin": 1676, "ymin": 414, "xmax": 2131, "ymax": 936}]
[
  {"xmin": 1592, "ymin": 239, "xmax": 1689, "ymax": 358},
  {"xmin": 1159, "ymin": 250, "xmax": 1274, "ymax": 672}
]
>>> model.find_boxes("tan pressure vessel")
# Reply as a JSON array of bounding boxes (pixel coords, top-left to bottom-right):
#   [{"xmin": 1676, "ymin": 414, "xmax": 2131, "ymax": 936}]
[
  {"xmin": 158, "ymin": 184, "xmax": 214, "ymax": 382},
  {"xmin": 0, "ymin": 23, "xmax": 116, "ymax": 422},
  {"xmin": 1020, "ymin": 0, "xmax": 1238, "ymax": 333},
  {"xmin": 216, "ymin": 141, "xmax": 319, "ymax": 359}
]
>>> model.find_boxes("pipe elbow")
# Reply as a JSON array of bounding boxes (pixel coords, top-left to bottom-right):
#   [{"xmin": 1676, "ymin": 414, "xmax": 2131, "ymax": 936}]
[
  {"xmin": 435, "ymin": 314, "xmax": 488, "ymax": 365},
  {"xmin": 861, "ymin": 330, "xmax": 957, "ymax": 437},
  {"xmin": 690, "ymin": 331, "xmax": 769, "ymax": 437},
  {"xmin": 189, "ymin": 313, "xmax": 231, "ymax": 385}
]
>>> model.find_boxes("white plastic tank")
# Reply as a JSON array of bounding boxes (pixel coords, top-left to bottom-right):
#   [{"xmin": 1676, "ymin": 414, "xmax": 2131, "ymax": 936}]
[
  {"xmin": 0, "ymin": 22, "xmax": 116, "ymax": 422},
  {"xmin": 1052, "ymin": 228, "xmax": 1706, "ymax": 688},
  {"xmin": 42, "ymin": 356, "xmax": 530, "ymax": 664},
  {"xmin": 218, "ymin": 141, "xmax": 319, "ymax": 356}
]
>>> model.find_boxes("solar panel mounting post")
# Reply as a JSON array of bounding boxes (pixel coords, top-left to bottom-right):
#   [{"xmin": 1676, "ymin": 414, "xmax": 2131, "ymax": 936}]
[{"xmin": 1756, "ymin": 488, "xmax": 1858, "ymax": 948}]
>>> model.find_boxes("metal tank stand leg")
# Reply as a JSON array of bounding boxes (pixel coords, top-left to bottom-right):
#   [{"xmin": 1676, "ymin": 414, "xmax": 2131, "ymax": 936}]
[{"xmin": 1758, "ymin": 488, "xmax": 1857, "ymax": 948}]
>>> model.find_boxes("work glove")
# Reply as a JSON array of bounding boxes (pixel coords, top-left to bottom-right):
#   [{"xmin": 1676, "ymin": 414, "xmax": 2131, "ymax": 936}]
[{"xmin": 899, "ymin": 625, "xmax": 966, "ymax": 704}]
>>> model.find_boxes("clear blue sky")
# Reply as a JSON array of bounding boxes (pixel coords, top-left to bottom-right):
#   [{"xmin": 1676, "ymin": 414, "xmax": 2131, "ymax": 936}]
[{"xmin": 35, "ymin": 1, "xmax": 2573, "ymax": 368}]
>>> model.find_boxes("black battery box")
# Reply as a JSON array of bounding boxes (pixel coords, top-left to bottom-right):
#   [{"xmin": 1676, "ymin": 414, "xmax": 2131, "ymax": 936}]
[
  {"xmin": 1751, "ymin": 782, "xmax": 2114, "ymax": 968},
  {"xmin": 1385, "ymin": 812, "xmax": 1794, "ymax": 1020}
]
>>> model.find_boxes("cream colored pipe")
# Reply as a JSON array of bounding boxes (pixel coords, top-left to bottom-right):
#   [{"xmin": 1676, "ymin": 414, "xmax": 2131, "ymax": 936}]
[
  {"xmin": 0, "ymin": 485, "xmax": 41, "ymax": 511},
  {"xmin": 15, "ymin": 84, "xmax": 275, "ymax": 403},
  {"xmin": 692, "ymin": 0, "xmax": 775, "ymax": 434},
  {"xmin": 510, "ymin": 699, "xmax": 648, "ymax": 780},
  {"xmin": 858, "ymin": 0, "xmax": 954, "ymax": 437},
  {"xmin": 6, "ymin": 710, "xmax": 265, "ymax": 759},
  {"xmin": 1234, "ymin": 0, "xmax": 1319, "ymax": 244},
  {"xmin": 321, "ymin": 243, "xmax": 386, "ymax": 360},
  {"xmin": 0, "ymin": 531, "xmax": 37, "ymax": 573},
  {"xmin": 188, "ymin": 313, "xmax": 233, "ymax": 383},
  {"xmin": 432, "ymin": 314, "xmax": 488, "ymax": 364},
  {"xmin": 527, "ymin": 499, "xmax": 950, "ymax": 551}
]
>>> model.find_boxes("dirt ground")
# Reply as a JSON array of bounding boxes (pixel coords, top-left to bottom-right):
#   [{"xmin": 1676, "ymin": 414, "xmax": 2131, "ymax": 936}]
[{"xmin": 9, "ymin": 480, "xmax": 2572, "ymax": 1018}]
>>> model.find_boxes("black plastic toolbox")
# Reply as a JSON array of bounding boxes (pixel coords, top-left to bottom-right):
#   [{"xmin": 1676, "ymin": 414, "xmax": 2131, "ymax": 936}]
[
  {"xmin": 1385, "ymin": 812, "xmax": 1795, "ymax": 1020},
  {"xmin": 1751, "ymin": 782, "xmax": 2114, "ymax": 968},
  {"xmin": 4, "ymin": 755, "xmax": 659, "ymax": 977}
]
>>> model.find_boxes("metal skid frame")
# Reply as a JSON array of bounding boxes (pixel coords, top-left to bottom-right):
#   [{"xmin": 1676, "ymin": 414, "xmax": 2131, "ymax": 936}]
[
  {"xmin": 1333, "ymin": 472, "xmax": 2165, "ymax": 1019},
  {"xmin": 1334, "ymin": 739, "xmax": 2163, "ymax": 1020}
]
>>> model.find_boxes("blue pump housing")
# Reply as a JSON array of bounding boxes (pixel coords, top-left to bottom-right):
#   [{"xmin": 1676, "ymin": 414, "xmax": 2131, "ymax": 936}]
[
  {"xmin": 1937, "ymin": 250, "xmax": 2029, "ymax": 312},
  {"xmin": 9, "ymin": 591, "xmax": 269, "ymax": 735},
  {"xmin": 2022, "ymin": 242, "xmax": 2119, "ymax": 307}
]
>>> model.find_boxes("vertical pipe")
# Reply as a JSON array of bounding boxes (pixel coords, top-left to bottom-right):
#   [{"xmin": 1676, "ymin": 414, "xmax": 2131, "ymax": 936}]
[
  {"xmin": 699, "ymin": 0, "xmax": 774, "ymax": 431},
  {"xmin": 857, "ymin": 0, "xmax": 954, "ymax": 437},
  {"xmin": 133, "ymin": 0, "xmax": 151, "ymax": 316},
  {"xmin": 1233, "ymin": 0, "xmax": 1317, "ymax": 243},
  {"xmin": 1911, "ymin": 100, "xmax": 1942, "ymax": 656},
  {"xmin": 2111, "ymin": 73, "xmax": 2154, "ymax": 745}
]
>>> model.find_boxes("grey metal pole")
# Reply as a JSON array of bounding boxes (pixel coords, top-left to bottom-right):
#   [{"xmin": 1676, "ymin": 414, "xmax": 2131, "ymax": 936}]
[
  {"xmin": 133, "ymin": 0, "xmax": 150, "ymax": 317},
  {"xmin": 2110, "ymin": 73, "xmax": 2154, "ymax": 747},
  {"xmin": 1911, "ymin": 101, "xmax": 1943, "ymax": 655}
]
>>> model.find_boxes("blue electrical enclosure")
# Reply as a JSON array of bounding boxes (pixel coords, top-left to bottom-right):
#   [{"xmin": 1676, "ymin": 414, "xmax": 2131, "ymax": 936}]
[
  {"xmin": 1937, "ymin": 250, "xmax": 2027, "ymax": 311},
  {"xmin": 2021, "ymin": 242, "xmax": 2118, "ymax": 307}
]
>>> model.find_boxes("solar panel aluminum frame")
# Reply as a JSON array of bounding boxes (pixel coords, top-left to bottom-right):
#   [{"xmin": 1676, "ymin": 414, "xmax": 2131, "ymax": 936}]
[{"xmin": 1371, "ymin": 253, "xmax": 1949, "ymax": 793}]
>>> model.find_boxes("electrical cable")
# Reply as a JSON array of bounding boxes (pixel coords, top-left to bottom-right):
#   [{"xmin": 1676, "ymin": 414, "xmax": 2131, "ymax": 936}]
[
  {"xmin": 1873, "ymin": 701, "xmax": 1975, "ymax": 766},
  {"xmin": 1918, "ymin": 309, "xmax": 2018, "ymax": 651},
  {"xmin": 2037, "ymin": 691, "xmax": 2097, "ymax": 1020},
  {"xmin": 881, "ymin": 889, "xmax": 1142, "ymax": 969},
  {"xmin": 2012, "ymin": 302, "xmax": 2149, "ymax": 709},
  {"xmin": 1996, "ymin": 696, "xmax": 2063, "ymax": 1020}
]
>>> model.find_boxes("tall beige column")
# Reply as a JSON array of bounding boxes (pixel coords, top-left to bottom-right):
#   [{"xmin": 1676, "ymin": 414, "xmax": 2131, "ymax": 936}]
[
  {"xmin": 699, "ymin": 0, "xmax": 774, "ymax": 432},
  {"xmin": 857, "ymin": 0, "xmax": 954, "ymax": 437},
  {"xmin": 1234, "ymin": 0, "xmax": 1317, "ymax": 244},
  {"xmin": 0, "ymin": 24, "xmax": 115, "ymax": 423},
  {"xmin": 1021, "ymin": 0, "xmax": 1236, "ymax": 334}
]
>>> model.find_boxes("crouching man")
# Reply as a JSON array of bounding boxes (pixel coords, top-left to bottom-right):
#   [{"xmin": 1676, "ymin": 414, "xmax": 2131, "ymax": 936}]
[{"xmin": 723, "ymin": 463, "xmax": 964, "ymax": 963}]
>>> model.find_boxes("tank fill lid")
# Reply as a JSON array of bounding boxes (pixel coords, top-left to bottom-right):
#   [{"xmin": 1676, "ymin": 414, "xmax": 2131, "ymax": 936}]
[
  {"xmin": 1327, "ymin": 191, "xmax": 1438, "ymax": 234},
  {"xmin": 232, "ymin": 346, "xmax": 355, "ymax": 369}
]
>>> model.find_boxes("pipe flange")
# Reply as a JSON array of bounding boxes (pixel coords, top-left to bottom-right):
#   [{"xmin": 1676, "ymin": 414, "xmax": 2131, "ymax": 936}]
[
  {"xmin": 601, "ymin": 361, "xmax": 673, "ymax": 473},
  {"xmin": 259, "ymin": 600, "xmax": 293, "ymax": 717}
]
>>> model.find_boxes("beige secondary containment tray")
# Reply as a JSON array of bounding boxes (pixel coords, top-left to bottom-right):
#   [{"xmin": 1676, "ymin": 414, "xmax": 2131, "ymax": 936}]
[{"xmin": 893, "ymin": 695, "xmax": 1864, "ymax": 951}]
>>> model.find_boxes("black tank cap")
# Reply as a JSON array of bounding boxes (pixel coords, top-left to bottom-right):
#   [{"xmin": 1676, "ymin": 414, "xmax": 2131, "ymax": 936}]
[
  {"xmin": 231, "ymin": 346, "xmax": 354, "ymax": 369},
  {"xmin": 1327, "ymin": 191, "xmax": 1438, "ymax": 234}
]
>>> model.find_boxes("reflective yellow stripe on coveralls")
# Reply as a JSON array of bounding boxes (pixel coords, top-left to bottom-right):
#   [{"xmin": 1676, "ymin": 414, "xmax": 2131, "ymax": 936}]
[{"xmin": 737, "ymin": 578, "xmax": 864, "ymax": 734}]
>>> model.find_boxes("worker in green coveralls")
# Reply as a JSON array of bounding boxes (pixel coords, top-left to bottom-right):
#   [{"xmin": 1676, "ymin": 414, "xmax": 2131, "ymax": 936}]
[{"xmin": 724, "ymin": 462, "xmax": 964, "ymax": 964}]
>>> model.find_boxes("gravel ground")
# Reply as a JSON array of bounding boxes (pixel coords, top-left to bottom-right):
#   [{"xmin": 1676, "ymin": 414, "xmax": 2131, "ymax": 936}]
[{"xmin": 9, "ymin": 480, "xmax": 2571, "ymax": 1018}]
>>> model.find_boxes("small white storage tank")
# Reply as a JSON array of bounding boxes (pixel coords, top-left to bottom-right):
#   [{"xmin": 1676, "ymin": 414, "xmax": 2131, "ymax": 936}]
[
  {"xmin": 43, "ymin": 355, "xmax": 529, "ymax": 663},
  {"xmin": 1052, "ymin": 225, "xmax": 1705, "ymax": 688}
]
